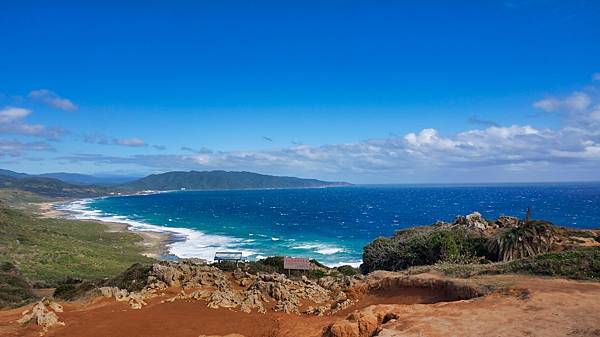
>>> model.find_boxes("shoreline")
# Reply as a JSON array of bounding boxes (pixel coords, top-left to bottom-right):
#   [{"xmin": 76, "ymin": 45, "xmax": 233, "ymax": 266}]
[
  {"xmin": 35, "ymin": 197, "xmax": 364, "ymax": 268},
  {"xmin": 35, "ymin": 200, "xmax": 173, "ymax": 260}
]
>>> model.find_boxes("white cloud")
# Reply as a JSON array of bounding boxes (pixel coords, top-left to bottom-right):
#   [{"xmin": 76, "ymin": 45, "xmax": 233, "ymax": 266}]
[
  {"xmin": 593, "ymin": 73, "xmax": 600, "ymax": 81},
  {"xmin": 533, "ymin": 91, "xmax": 591, "ymax": 112},
  {"xmin": 0, "ymin": 107, "xmax": 31, "ymax": 123},
  {"xmin": 58, "ymin": 75, "xmax": 600, "ymax": 182},
  {"xmin": 28, "ymin": 89, "xmax": 78, "ymax": 111},
  {"xmin": 0, "ymin": 106, "xmax": 65, "ymax": 139},
  {"xmin": 113, "ymin": 137, "xmax": 147, "ymax": 147}
]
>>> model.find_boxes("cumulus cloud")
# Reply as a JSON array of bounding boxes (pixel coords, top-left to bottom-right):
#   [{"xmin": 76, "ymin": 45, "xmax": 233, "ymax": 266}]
[
  {"xmin": 0, "ymin": 106, "xmax": 65, "ymax": 140},
  {"xmin": 28, "ymin": 89, "xmax": 78, "ymax": 111},
  {"xmin": 113, "ymin": 137, "xmax": 147, "ymax": 147},
  {"xmin": 56, "ymin": 76, "xmax": 600, "ymax": 182}
]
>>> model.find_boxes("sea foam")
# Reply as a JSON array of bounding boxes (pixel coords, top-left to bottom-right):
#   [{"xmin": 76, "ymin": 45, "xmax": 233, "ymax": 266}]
[{"xmin": 57, "ymin": 199, "xmax": 260, "ymax": 262}]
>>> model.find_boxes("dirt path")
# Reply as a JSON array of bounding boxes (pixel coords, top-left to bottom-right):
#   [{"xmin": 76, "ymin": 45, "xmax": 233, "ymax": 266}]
[{"xmin": 2, "ymin": 273, "xmax": 600, "ymax": 337}]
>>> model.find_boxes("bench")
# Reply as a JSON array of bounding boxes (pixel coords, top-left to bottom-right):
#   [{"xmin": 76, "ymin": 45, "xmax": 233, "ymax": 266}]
[{"xmin": 214, "ymin": 251, "xmax": 243, "ymax": 265}]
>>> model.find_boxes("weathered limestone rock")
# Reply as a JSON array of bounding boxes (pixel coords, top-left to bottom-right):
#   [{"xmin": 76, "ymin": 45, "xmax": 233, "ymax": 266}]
[
  {"xmin": 17, "ymin": 298, "xmax": 65, "ymax": 332},
  {"xmin": 496, "ymin": 215, "xmax": 520, "ymax": 228},
  {"xmin": 323, "ymin": 307, "xmax": 398, "ymax": 337},
  {"xmin": 273, "ymin": 299, "xmax": 299, "ymax": 314},
  {"xmin": 453, "ymin": 212, "xmax": 489, "ymax": 230},
  {"xmin": 95, "ymin": 261, "xmax": 362, "ymax": 315},
  {"xmin": 207, "ymin": 290, "xmax": 243, "ymax": 309},
  {"xmin": 240, "ymin": 289, "xmax": 267, "ymax": 313}
]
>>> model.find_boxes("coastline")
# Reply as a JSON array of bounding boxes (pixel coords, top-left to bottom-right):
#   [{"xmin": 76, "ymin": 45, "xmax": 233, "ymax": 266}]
[
  {"xmin": 37, "ymin": 196, "xmax": 364, "ymax": 268},
  {"xmin": 35, "ymin": 200, "xmax": 172, "ymax": 260}
]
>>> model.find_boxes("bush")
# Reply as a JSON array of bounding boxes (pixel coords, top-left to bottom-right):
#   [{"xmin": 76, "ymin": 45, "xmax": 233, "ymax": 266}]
[
  {"xmin": 360, "ymin": 227, "xmax": 491, "ymax": 273},
  {"xmin": 309, "ymin": 259, "xmax": 327, "ymax": 269},
  {"xmin": 260, "ymin": 256, "xmax": 284, "ymax": 270},
  {"xmin": 336, "ymin": 265, "xmax": 358, "ymax": 276},
  {"xmin": 53, "ymin": 279, "xmax": 98, "ymax": 300},
  {"xmin": 488, "ymin": 220, "xmax": 557, "ymax": 261},
  {"xmin": 0, "ymin": 261, "xmax": 36, "ymax": 308},
  {"xmin": 308, "ymin": 269, "xmax": 326, "ymax": 279},
  {"xmin": 105, "ymin": 263, "xmax": 153, "ymax": 292}
]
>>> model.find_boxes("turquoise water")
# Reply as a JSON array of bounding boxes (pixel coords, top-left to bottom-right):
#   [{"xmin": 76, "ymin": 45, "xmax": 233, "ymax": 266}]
[{"xmin": 63, "ymin": 184, "xmax": 600, "ymax": 266}]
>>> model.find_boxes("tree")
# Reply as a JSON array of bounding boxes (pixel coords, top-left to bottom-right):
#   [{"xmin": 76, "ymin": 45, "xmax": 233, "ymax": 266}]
[{"xmin": 487, "ymin": 220, "xmax": 557, "ymax": 261}]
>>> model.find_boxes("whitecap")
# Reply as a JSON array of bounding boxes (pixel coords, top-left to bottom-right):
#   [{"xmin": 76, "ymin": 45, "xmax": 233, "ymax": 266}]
[{"xmin": 58, "ymin": 198, "xmax": 260, "ymax": 262}]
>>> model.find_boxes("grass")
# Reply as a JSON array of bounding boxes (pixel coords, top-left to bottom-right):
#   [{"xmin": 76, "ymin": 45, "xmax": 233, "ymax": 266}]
[
  {"xmin": 503, "ymin": 247, "xmax": 600, "ymax": 280},
  {"xmin": 0, "ymin": 189, "xmax": 52, "ymax": 213},
  {"xmin": 0, "ymin": 262, "xmax": 36, "ymax": 308},
  {"xmin": 0, "ymin": 205, "xmax": 154, "ymax": 285},
  {"xmin": 410, "ymin": 247, "xmax": 600, "ymax": 281}
]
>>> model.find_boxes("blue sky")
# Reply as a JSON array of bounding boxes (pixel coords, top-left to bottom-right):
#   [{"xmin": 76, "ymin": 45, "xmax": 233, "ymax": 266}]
[{"xmin": 1, "ymin": 1, "xmax": 600, "ymax": 183}]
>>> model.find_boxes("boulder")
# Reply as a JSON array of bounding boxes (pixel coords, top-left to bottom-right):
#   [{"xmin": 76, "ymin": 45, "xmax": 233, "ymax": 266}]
[
  {"xmin": 323, "ymin": 308, "xmax": 398, "ymax": 337},
  {"xmin": 207, "ymin": 290, "xmax": 243, "ymax": 309},
  {"xmin": 240, "ymin": 289, "xmax": 267, "ymax": 313},
  {"xmin": 496, "ymin": 215, "xmax": 520, "ymax": 228},
  {"xmin": 453, "ymin": 212, "xmax": 489, "ymax": 231},
  {"xmin": 273, "ymin": 299, "xmax": 299, "ymax": 314}
]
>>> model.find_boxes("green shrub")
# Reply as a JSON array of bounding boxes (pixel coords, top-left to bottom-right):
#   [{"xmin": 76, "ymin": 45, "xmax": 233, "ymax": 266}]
[
  {"xmin": 309, "ymin": 259, "xmax": 327, "ymax": 269},
  {"xmin": 260, "ymin": 256, "xmax": 284, "ymax": 269},
  {"xmin": 361, "ymin": 227, "xmax": 491, "ymax": 273},
  {"xmin": 105, "ymin": 263, "xmax": 154, "ymax": 292},
  {"xmin": 488, "ymin": 221, "xmax": 557, "ymax": 261},
  {"xmin": 308, "ymin": 269, "xmax": 326, "ymax": 279},
  {"xmin": 336, "ymin": 265, "xmax": 358, "ymax": 276},
  {"xmin": 0, "ymin": 261, "xmax": 36, "ymax": 308}
]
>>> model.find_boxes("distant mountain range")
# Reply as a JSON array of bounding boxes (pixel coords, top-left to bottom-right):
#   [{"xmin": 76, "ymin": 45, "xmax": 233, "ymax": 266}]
[
  {"xmin": 0, "ymin": 169, "xmax": 139, "ymax": 186},
  {"xmin": 0, "ymin": 169, "xmax": 350, "ymax": 198}
]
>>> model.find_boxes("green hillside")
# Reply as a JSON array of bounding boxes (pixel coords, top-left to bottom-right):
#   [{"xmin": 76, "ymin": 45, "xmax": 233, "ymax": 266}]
[{"xmin": 120, "ymin": 170, "xmax": 350, "ymax": 191}]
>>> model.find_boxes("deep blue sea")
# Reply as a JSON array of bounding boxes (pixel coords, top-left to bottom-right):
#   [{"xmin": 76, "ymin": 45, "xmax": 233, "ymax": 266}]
[{"xmin": 61, "ymin": 184, "xmax": 600, "ymax": 266}]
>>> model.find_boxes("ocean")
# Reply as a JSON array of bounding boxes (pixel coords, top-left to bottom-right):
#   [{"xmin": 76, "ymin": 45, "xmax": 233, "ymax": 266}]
[{"xmin": 59, "ymin": 183, "xmax": 600, "ymax": 267}]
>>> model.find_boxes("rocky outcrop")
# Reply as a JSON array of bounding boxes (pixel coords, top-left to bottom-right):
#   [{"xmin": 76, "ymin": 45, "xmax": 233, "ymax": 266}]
[
  {"xmin": 17, "ymin": 298, "xmax": 65, "ymax": 332},
  {"xmin": 322, "ymin": 306, "xmax": 399, "ymax": 337},
  {"xmin": 452, "ymin": 212, "xmax": 489, "ymax": 231},
  {"xmin": 495, "ymin": 215, "xmax": 520, "ymax": 228},
  {"xmin": 97, "ymin": 261, "xmax": 361, "ymax": 316},
  {"xmin": 99, "ymin": 286, "xmax": 152, "ymax": 309},
  {"xmin": 452, "ymin": 212, "xmax": 521, "ymax": 233}
]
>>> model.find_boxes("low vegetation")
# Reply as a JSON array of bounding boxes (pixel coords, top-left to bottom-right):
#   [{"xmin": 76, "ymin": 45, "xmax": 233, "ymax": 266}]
[
  {"xmin": 0, "ymin": 175, "xmax": 107, "ymax": 198},
  {"xmin": 0, "ymin": 205, "xmax": 154, "ymax": 285},
  {"xmin": 212, "ymin": 255, "xmax": 358, "ymax": 279},
  {"xmin": 487, "ymin": 220, "xmax": 558, "ymax": 261},
  {"xmin": 0, "ymin": 262, "xmax": 36, "ymax": 308},
  {"xmin": 411, "ymin": 247, "xmax": 600, "ymax": 281},
  {"xmin": 503, "ymin": 247, "xmax": 600, "ymax": 280},
  {"xmin": 361, "ymin": 212, "xmax": 600, "ymax": 281},
  {"xmin": 361, "ymin": 226, "xmax": 490, "ymax": 274}
]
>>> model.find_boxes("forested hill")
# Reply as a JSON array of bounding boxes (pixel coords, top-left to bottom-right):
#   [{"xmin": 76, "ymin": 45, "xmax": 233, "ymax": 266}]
[{"xmin": 120, "ymin": 170, "xmax": 350, "ymax": 191}]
